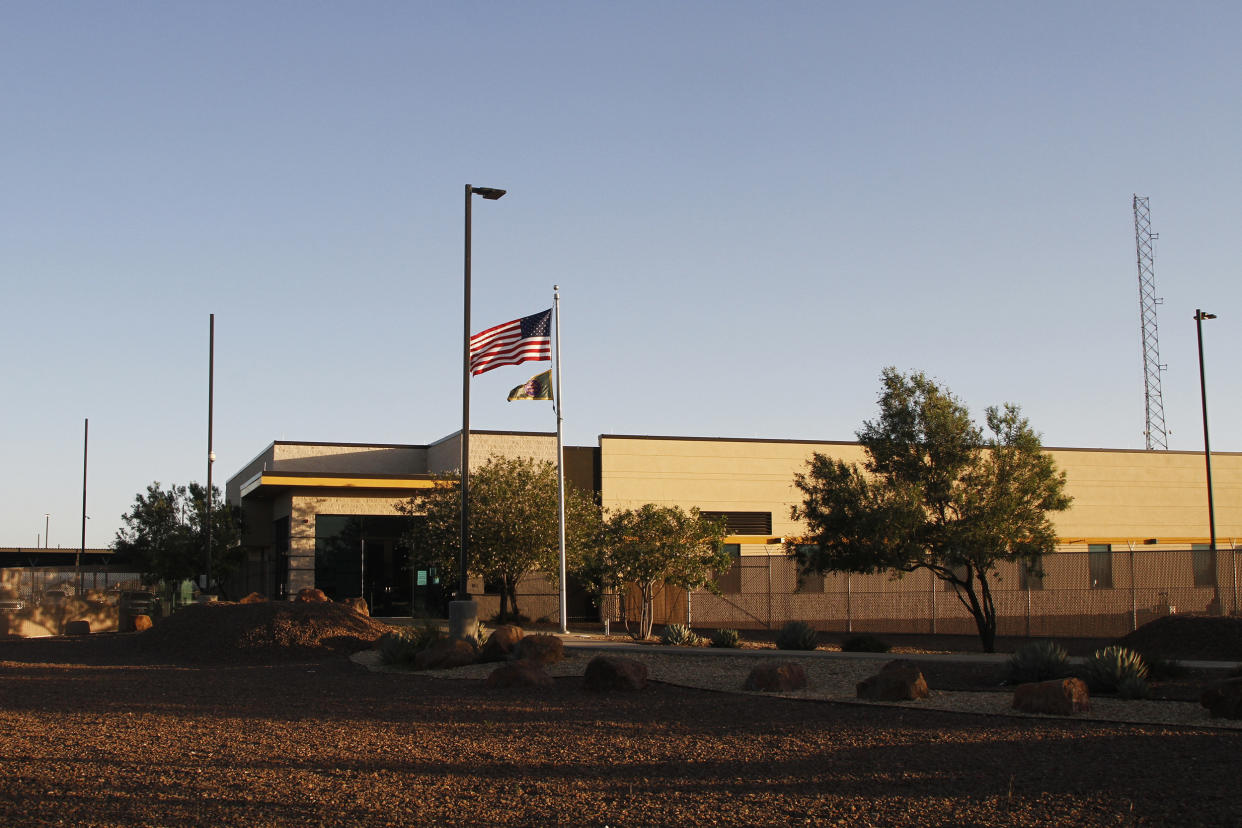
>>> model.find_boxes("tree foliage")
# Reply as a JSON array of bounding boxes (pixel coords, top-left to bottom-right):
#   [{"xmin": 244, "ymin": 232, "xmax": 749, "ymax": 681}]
[
  {"xmin": 788, "ymin": 368, "xmax": 1071, "ymax": 652},
  {"xmin": 112, "ymin": 482, "xmax": 243, "ymax": 593},
  {"xmin": 579, "ymin": 504, "xmax": 729, "ymax": 640},
  {"xmin": 399, "ymin": 456, "xmax": 602, "ymax": 620}
]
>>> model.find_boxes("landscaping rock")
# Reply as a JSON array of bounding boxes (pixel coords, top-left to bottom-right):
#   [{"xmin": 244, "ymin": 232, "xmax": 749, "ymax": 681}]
[
  {"xmin": 64, "ymin": 620, "xmax": 91, "ymax": 636},
  {"xmin": 479, "ymin": 624, "xmax": 524, "ymax": 663},
  {"xmin": 413, "ymin": 638, "xmax": 477, "ymax": 671},
  {"xmin": 1201, "ymin": 677, "xmax": 1242, "ymax": 719},
  {"xmin": 1012, "ymin": 678, "xmax": 1091, "ymax": 715},
  {"xmin": 516, "ymin": 633, "xmax": 564, "ymax": 665},
  {"xmin": 856, "ymin": 659, "xmax": 930, "ymax": 701},
  {"xmin": 240, "ymin": 592, "xmax": 267, "ymax": 604},
  {"xmin": 132, "ymin": 614, "xmax": 153, "ymax": 632},
  {"xmin": 296, "ymin": 588, "xmax": 330, "ymax": 603},
  {"xmin": 340, "ymin": 597, "xmax": 369, "ymax": 617},
  {"xmin": 583, "ymin": 656, "xmax": 648, "ymax": 691},
  {"xmin": 744, "ymin": 661, "xmax": 809, "ymax": 692},
  {"xmin": 486, "ymin": 659, "xmax": 554, "ymax": 689}
]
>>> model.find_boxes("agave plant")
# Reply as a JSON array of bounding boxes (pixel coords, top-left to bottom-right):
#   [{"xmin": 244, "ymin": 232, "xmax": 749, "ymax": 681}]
[
  {"xmin": 660, "ymin": 623, "xmax": 703, "ymax": 647},
  {"xmin": 1005, "ymin": 640, "xmax": 1069, "ymax": 684},
  {"xmin": 1082, "ymin": 645, "xmax": 1148, "ymax": 692}
]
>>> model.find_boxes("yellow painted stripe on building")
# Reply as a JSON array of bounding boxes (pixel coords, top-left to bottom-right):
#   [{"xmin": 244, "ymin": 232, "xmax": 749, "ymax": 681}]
[
  {"xmin": 258, "ymin": 475, "xmax": 446, "ymax": 490},
  {"xmin": 724, "ymin": 535, "xmax": 784, "ymax": 545}
]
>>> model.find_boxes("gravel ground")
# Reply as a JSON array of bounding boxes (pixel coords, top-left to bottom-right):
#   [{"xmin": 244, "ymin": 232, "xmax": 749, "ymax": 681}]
[{"xmin": 2, "ymin": 634, "xmax": 1241, "ymax": 827}]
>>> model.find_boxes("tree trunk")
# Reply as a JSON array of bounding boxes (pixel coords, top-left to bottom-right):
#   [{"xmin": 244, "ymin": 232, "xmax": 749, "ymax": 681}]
[
  {"xmin": 506, "ymin": 580, "xmax": 520, "ymax": 620},
  {"xmin": 497, "ymin": 586, "xmax": 510, "ymax": 621},
  {"xmin": 637, "ymin": 583, "xmax": 655, "ymax": 640}
]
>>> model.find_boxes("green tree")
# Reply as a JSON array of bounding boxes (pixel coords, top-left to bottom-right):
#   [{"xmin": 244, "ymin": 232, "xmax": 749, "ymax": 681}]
[
  {"xmin": 580, "ymin": 504, "xmax": 729, "ymax": 641},
  {"xmin": 112, "ymin": 482, "xmax": 244, "ymax": 594},
  {"xmin": 399, "ymin": 456, "xmax": 602, "ymax": 621},
  {"xmin": 788, "ymin": 368, "xmax": 1071, "ymax": 652}
]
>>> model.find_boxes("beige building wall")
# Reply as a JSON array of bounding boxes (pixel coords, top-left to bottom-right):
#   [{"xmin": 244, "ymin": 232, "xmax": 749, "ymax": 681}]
[
  {"xmin": 428, "ymin": 431, "xmax": 558, "ymax": 473},
  {"xmin": 270, "ymin": 442, "xmax": 427, "ymax": 475},
  {"xmin": 1046, "ymin": 447, "xmax": 1241, "ymax": 541},
  {"xmin": 600, "ymin": 436, "xmax": 867, "ymax": 540},
  {"xmin": 600, "ymin": 435, "xmax": 1242, "ymax": 546}
]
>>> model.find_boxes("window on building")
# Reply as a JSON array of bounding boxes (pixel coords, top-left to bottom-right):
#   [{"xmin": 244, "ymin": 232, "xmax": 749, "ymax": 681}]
[
  {"xmin": 1088, "ymin": 544, "xmax": 1113, "ymax": 589},
  {"xmin": 714, "ymin": 544, "xmax": 742, "ymax": 593},
  {"xmin": 1192, "ymin": 544, "xmax": 1217, "ymax": 588}
]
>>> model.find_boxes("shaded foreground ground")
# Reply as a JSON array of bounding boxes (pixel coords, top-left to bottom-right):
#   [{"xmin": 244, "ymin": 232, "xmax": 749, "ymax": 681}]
[{"xmin": 2, "ymin": 643, "xmax": 1241, "ymax": 826}]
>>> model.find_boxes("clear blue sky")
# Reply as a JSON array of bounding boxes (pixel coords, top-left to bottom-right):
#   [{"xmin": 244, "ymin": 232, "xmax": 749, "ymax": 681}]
[{"xmin": 3, "ymin": 2, "xmax": 1239, "ymax": 549}]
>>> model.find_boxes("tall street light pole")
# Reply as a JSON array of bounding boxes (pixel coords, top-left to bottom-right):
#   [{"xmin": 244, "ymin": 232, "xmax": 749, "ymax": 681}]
[
  {"xmin": 79, "ymin": 418, "xmax": 87, "ymax": 596},
  {"xmin": 44, "ymin": 514, "xmax": 49, "ymax": 548},
  {"xmin": 454, "ymin": 184, "xmax": 505, "ymax": 640},
  {"xmin": 206, "ymin": 313, "xmax": 215, "ymax": 595},
  {"xmin": 1194, "ymin": 309, "xmax": 1218, "ymax": 560}
]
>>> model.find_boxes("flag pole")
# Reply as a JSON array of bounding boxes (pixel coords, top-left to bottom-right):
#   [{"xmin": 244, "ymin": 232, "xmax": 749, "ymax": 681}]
[{"xmin": 553, "ymin": 285, "xmax": 568, "ymax": 634}]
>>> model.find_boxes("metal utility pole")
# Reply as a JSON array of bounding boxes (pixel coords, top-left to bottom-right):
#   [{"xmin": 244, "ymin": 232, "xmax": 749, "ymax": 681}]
[
  {"xmin": 79, "ymin": 419, "xmax": 87, "ymax": 596},
  {"xmin": 1195, "ymin": 310, "xmax": 1217, "ymax": 555},
  {"xmin": 1133, "ymin": 195, "xmax": 1169, "ymax": 450},
  {"xmin": 206, "ymin": 313, "xmax": 216, "ymax": 593}
]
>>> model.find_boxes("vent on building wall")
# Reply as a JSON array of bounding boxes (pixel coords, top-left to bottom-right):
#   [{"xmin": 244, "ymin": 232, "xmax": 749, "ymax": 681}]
[{"xmin": 699, "ymin": 511, "xmax": 772, "ymax": 535}]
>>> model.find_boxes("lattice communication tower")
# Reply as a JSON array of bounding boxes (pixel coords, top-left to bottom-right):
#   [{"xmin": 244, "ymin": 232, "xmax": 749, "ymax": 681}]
[{"xmin": 1133, "ymin": 195, "xmax": 1168, "ymax": 450}]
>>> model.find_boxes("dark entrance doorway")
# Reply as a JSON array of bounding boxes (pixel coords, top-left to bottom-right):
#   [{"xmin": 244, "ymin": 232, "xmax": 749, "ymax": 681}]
[{"xmin": 313, "ymin": 515, "xmax": 412, "ymax": 616}]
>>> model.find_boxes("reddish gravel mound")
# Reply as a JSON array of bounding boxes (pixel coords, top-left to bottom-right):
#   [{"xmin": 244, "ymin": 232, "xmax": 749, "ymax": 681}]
[
  {"xmin": 1115, "ymin": 615, "xmax": 1242, "ymax": 661},
  {"xmin": 135, "ymin": 601, "xmax": 394, "ymax": 664}
]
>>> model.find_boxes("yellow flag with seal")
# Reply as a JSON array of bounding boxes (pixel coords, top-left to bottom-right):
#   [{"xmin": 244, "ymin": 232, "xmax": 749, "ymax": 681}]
[{"xmin": 507, "ymin": 369, "xmax": 553, "ymax": 401}]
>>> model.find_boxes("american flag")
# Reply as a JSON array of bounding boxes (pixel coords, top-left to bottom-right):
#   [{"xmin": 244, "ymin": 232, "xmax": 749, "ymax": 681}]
[{"xmin": 469, "ymin": 308, "xmax": 552, "ymax": 376}]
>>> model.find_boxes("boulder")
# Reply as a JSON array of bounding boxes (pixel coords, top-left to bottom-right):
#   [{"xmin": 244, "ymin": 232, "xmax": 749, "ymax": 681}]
[
  {"xmin": 341, "ymin": 597, "xmax": 369, "ymax": 617},
  {"xmin": 743, "ymin": 661, "xmax": 808, "ymax": 692},
  {"xmin": 479, "ymin": 624, "xmax": 525, "ymax": 663},
  {"xmin": 1012, "ymin": 677, "xmax": 1091, "ymax": 715},
  {"xmin": 583, "ymin": 655, "xmax": 648, "ymax": 692},
  {"xmin": 239, "ymin": 592, "xmax": 267, "ymax": 604},
  {"xmin": 132, "ymin": 614, "xmax": 154, "ymax": 632},
  {"xmin": 413, "ymin": 637, "xmax": 478, "ymax": 671},
  {"xmin": 856, "ymin": 659, "xmax": 930, "ymax": 701},
  {"xmin": 296, "ymin": 588, "xmax": 330, "ymax": 603},
  {"xmin": 1201, "ymin": 677, "xmax": 1242, "ymax": 719},
  {"xmin": 516, "ymin": 633, "xmax": 564, "ymax": 665},
  {"xmin": 486, "ymin": 659, "xmax": 554, "ymax": 689},
  {"xmin": 64, "ymin": 620, "xmax": 91, "ymax": 636}
]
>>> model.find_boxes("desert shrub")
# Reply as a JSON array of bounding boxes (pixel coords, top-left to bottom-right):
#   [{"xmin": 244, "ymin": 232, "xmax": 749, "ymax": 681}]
[
  {"xmin": 840, "ymin": 634, "xmax": 891, "ymax": 653},
  {"xmin": 1005, "ymin": 640, "xmax": 1069, "ymax": 684},
  {"xmin": 776, "ymin": 621, "xmax": 819, "ymax": 651},
  {"xmin": 1117, "ymin": 674, "xmax": 1150, "ymax": 700},
  {"xmin": 710, "ymin": 628, "xmax": 742, "ymax": 649},
  {"xmin": 376, "ymin": 623, "xmax": 443, "ymax": 666},
  {"xmin": 1082, "ymin": 645, "xmax": 1148, "ymax": 692},
  {"xmin": 660, "ymin": 624, "xmax": 702, "ymax": 647},
  {"xmin": 1143, "ymin": 654, "xmax": 1188, "ymax": 681}
]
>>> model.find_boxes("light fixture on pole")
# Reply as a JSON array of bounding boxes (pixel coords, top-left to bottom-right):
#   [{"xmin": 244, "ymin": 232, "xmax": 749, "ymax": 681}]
[
  {"xmin": 1194, "ymin": 309, "xmax": 1218, "ymax": 563},
  {"xmin": 455, "ymin": 184, "xmax": 506, "ymax": 640}
]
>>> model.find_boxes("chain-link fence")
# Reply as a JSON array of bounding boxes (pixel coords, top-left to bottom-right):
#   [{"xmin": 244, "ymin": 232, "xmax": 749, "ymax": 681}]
[
  {"xmin": 0, "ymin": 567, "xmax": 146, "ymax": 602},
  {"xmin": 597, "ymin": 545, "xmax": 1241, "ymax": 639}
]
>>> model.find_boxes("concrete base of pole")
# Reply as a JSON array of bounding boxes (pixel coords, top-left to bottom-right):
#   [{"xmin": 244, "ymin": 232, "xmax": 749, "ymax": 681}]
[{"xmin": 448, "ymin": 599, "xmax": 479, "ymax": 641}]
